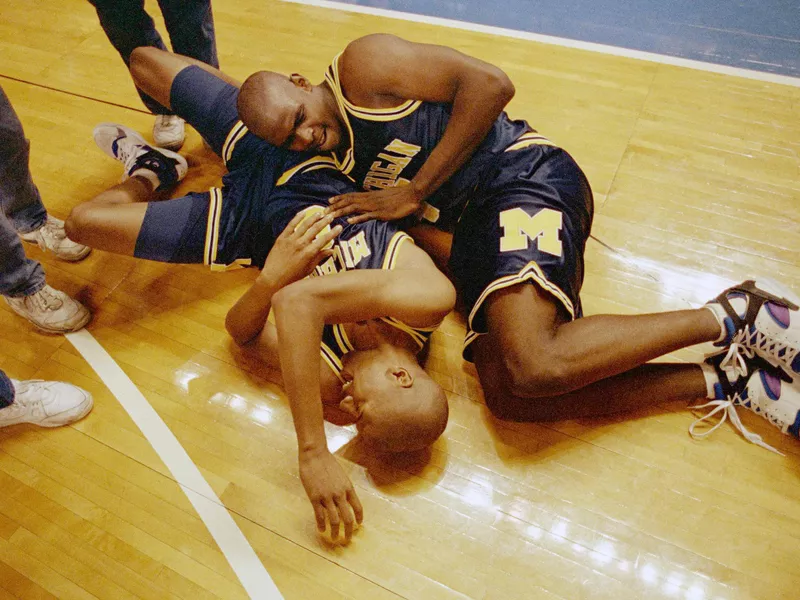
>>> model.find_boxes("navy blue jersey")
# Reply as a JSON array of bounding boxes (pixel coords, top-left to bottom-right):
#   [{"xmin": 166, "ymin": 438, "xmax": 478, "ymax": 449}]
[
  {"xmin": 260, "ymin": 158, "xmax": 437, "ymax": 381},
  {"xmin": 325, "ymin": 52, "xmax": 537, "ymax": 230}
]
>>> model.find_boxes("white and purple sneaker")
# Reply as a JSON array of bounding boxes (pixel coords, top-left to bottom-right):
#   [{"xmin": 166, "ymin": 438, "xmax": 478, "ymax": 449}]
[
  {"xmin": 691, "ymin": 351, "xmax": 800, "ymax": 454},
  {"xmin": 93, "ymin": 122, "xmax": 187, "ymax": 190},
  {"xmin": 706, "ymin": 279, "xmax": 800, "ymax": 378}
]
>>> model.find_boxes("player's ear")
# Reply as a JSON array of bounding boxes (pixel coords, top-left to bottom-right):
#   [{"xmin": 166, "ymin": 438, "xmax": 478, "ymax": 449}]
[
  {"xmin": 389, "ymin": 367, "xmax": 414, "ymax": 388},
  {"xmin": 289, "ymin": 73, "xmax": 312, "ymax": 91}
]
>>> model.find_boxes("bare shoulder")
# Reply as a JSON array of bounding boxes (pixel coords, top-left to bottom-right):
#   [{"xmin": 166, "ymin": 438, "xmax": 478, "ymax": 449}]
[
  {"xmin": 339, "ymin": 34, "xmax": 411, "ymax": 105},
  {"xmin": 342, "ymin": 33, "xmax": 406, "ymax": 66}
]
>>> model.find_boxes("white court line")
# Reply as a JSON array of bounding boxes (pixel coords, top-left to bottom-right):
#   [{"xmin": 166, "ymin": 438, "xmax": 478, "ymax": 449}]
[
  {"xmin": 281, "ymin": 0, "xmax": 800, "ymax": 88},
  {"xmin": 66, "ymin": 329, "xmax": 283, "ymax": 600}
]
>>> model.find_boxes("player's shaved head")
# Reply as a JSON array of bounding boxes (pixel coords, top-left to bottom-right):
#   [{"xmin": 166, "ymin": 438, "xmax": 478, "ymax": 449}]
[
  {"xmin": 358, "ymin": 365, "xmax": 449, "ymax": 453},
  {"xmin": 237, "ymin": 71, "xmax": 297, "ymax": 144},
  {"xmin": 236, "ymin": 70, "xmax": 344, "ymax": 152}
]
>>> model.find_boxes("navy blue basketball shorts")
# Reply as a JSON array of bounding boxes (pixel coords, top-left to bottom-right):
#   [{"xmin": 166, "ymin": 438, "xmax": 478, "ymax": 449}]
[
  {"xmin": 133, "ymin": 65, "xmax": 289, "ymax": 269},
  {"xmin": 448, "ymin": 143, "xmax": 594, "ymax": 361}
]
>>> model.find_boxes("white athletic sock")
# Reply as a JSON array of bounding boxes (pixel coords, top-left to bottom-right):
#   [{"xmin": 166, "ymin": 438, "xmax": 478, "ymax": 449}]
[
  {"xmin": 704, "ymin": 305, "xmax": 727, "ymax": 343},
  {"xmin": 700, "ymin": 361, "xmax": 721, "ymax": 399}
]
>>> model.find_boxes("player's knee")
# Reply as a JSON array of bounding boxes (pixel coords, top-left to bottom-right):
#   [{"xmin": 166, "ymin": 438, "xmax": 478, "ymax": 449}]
[
  {"xmin": 130, "ymin": 46, "xmax": 157, "ymax": 68},
  {"xmin": 503, "ymin": 348, "xmax": 572, "ymax": 398},
  {"xmin": 130, "ymin": 47, "xmax": 156, "ymax": 81},
  {"xmin": 65, "ymin": 204, "xmax": 95, "ymax": 243}
]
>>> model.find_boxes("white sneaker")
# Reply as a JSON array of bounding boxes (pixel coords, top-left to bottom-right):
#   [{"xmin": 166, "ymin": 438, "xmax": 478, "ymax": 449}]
[
  {"xmin": 5, "ymin": 284, "xmax": 91, "ymax": 334},
  {"xmin": 93, "ymin": 122, "xmax": 187, "ymax": 190},
  {"xmin": 691, "ymin": 351, "xmax": 800, "ymax": 454},
  {"xmin": 20, "ymin": 215, "xmax": 91, "ymax": 262},
  {"xmin": 0, "ymin": 379, "xmax": 93, "ymax": 428},
  {"xmin": 153, "ymin": 114, "xmax": 185, "ymax": 151},
  {"xmin": 706, "ymin": 279, "xmax": 800, "ymax": 377}
]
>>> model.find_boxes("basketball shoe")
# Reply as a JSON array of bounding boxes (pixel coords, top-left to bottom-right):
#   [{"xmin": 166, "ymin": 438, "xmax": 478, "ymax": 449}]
[
  {"xmin": 20, "ymin": 215, "xmax": 91, "ymax": 262},
  {"xmin": 0, "ymin": 379, "xmax": 93, "ymax": 428},
  {"xmin": 4, "ymin": 284, "xmax": 91, "ymax": 334},
  {"xmin": 93, "ymin": 123, "xmax": 187, "ymax": 190},
  {"xmin": 691, "ymin": 350, "xmax": 800, "ymax": 454},
  {"xmin": 705, "ymin": 279, "xmax": 800, "ymax": 377},
  {"xmin": 153, "ymin": 114, "xmax": 185, "ymax": 151}
]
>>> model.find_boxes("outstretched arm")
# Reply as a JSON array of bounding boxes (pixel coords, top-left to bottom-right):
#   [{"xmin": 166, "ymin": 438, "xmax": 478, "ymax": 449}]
[
  {"xmin": 273, "ymin": 246, "xmax": 454, "ymax": 541},
  {"xmin": 328, "ymin": 33, "xmax": 514, "ymax": 222}
]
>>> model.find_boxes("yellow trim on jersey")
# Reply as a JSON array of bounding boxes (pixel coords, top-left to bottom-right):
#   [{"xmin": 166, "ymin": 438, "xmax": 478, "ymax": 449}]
[
  {"xmin": 468, "ymin": 261, "xmax": 576, "ymax": 333},
  {"xmin": 380, "ymin": 232, "xmax": 413, "ymax": 270},
  {"xmin": 343, "ymin": 98, "xmax": 422, "ymax": 122},
  {"xmin": 325, "ymin": 54, "xmax": 357, "ymax": 175},
  {"xmin": 203, "ymin": 187, "xmax": 223, "ymax": 267},
  {"xmin": 332, "ymin": 323, "xmax": 355, "ymax": 354},
  {"xmin": 320, "ymin": 341, "xmax": 346, "ymax": 384},
  {"xmin": 505, "ymin": 132, "xmax": 555, "ymax": 152},
  {"xmin": 276, "ymin": 156, "xmax": 338, "ymax": 186},
  {"xmin": 462, "ymin": 330, "xmax": 483, "ymax": 356},
  {"xmin": 379, "ymin": 317, "xmax": 431, "ymax": 349},
  {"xmin": 210, "ymin": 258, "xmax": 252, "ymax": 272},
  {"xmin": 222, "ymin": 121, "xmax": 248, "ymax": 166}
]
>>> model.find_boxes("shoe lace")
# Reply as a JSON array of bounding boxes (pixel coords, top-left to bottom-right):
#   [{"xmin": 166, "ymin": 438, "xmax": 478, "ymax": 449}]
[
  {"xmin": 39, "ymin": 217, "xmax": 66, "ymax": 242},
  {"xmin": 30, "ymin": 287, "xmax": 63, "ymax": 311},
  {"xmin": 156, "ymin": 115, "xmax": 181, "ymax": 129},
  {"xmin": 718, "ymin": 341, "xmax": 752, "ymax": 379},
  {"xmin": 689, "ymin": 394, "xmax": 783, "ymax": 455},
  {"xmin": 114, "ymin": 136, "xmax": 146, "ymax": 172},
  {"xmin": 734, "ymin": 326, "xmax": 799, "ymax": 370}
]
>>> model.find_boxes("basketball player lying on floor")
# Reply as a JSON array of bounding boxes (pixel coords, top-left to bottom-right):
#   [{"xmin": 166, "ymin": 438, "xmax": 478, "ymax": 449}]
[
  {"xmin": 65, "ymin": 48, "xmax": 454, "ymax": 542},
  {"xmin": 234, "ymin": 33, "xmax": 800, "ymax": 447}
]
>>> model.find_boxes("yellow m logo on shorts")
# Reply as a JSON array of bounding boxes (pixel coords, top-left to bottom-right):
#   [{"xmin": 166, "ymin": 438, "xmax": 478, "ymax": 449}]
[{"xmin": 499, "ymin": 207, "xmax": 563, "ymax": 256}]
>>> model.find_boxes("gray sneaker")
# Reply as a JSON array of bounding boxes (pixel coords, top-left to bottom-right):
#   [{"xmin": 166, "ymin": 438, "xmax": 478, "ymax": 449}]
[
  {"xmin": 5, "ymin": 284, "xmax": 91, "ymax": 333},
  {"xmin": 20, "ymin": 215, "xmax": 91, "ymax": 262},
  {"xmin": 153, "ymin": 114, "xmax": 185, "ymax": 150},
  {"xmin": 0, "ymin": 379, "xmax": 93, "ymax": 428}
]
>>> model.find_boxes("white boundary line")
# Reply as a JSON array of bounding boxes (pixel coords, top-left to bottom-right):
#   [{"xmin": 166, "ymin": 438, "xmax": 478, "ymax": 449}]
[
  {"xmin": 280, "ymin": 0, "xmax": 800, "ymax": 88},
  {"xmin": 66, "ymin": 329, "xmax": 283, "ymax": 600}
]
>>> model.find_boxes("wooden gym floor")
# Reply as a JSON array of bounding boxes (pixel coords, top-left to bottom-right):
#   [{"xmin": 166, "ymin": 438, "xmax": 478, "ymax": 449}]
[{"xmin": 0, "ymin": 0, "xmax": 799, "ymax": 598}]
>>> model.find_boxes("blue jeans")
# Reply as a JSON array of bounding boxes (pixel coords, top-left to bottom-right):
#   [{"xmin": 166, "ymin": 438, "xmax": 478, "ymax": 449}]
[
  {"xmin": 0, "ymin": 85, "xmax": 46, "ymax": 298},
  {"xmin": 88, "ymin": 0, "xmax": 219, "ymax": 115},
  {"xmin": 0, "ymin": 369, "xmax": 14, "ymax": 408}
]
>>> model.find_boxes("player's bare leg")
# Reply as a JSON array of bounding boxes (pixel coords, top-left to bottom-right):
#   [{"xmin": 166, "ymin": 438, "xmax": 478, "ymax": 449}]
[
  {"xmin": 473, "ymin": 337, "xmax": 705, "ymax": 421},
  {"xmin": 474, "ymin": 280, "xmax": 800, "ymax": 447},
  {"xmin": 66, "ymin": 124, "xmax": 186, "ymax": 254},
  {"xmin": 130, "ymin": 46, "xmax": 240, "ymax": 112},
  {"xmin": 481, "ymin": 282, "xmax": 720, "ymax": 399}
]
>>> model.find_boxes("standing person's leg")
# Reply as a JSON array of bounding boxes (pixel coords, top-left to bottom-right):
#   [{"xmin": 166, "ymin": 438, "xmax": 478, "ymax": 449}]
[
  {"xmin": 156, "ymin": 0, "xmax": 220, "ymax": 150},
  {"xmin": 0, "ymin": 93, "xmax": 90, "ymax": 333},
  {"xmin": 0, "ymin": 86, "xmax": 89, "ymax": 262},
  {"xmin": 157, "ymin": 0, "xmax": 219, "ymax": 68},
  {"xmin": 0, "ymin": 206, "xmax": 45, "ymax": 299},
  {"xmin": 1, "ymin": 207, "xmax": 90, "ymax": 332},
  {"xmin": 0, "ymin": 86, "xmax": 46, "ymax": 232},
  {"xmin": 87, "ymin": 0, "xmax": 171, "ymax": 115}
]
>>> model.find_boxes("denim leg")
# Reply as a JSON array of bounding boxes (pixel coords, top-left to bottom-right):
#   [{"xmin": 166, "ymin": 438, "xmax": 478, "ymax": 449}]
[
  {"xmin": 87, "ymin": 0, "xmax": 172, "ymax": 115},
  {"xmin": 158, "ymin": 0, "xmax": 219, "ymax": 68},
  {"xmin": 0, "ymin": 369, "xmax": 14, "ymax": 408},
  {"xmin": 0, "ymin": 85, "xmax": 47, "ymax": 234},
  {"xmin": 0, "ymin": 209, "xmax": 45, "ymax": 298}
]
